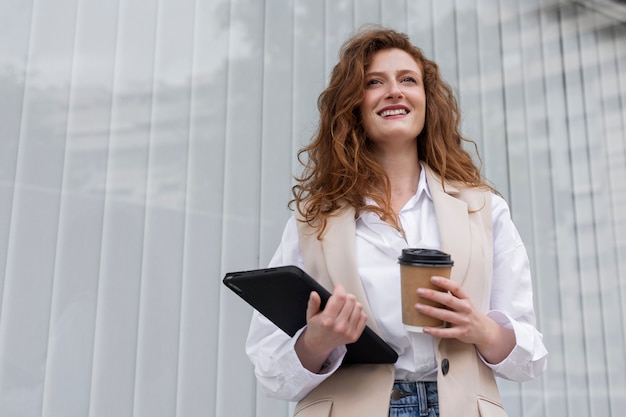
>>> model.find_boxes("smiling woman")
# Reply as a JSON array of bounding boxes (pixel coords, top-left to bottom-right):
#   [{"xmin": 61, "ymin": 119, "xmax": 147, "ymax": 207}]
[{"xmin": 246, "ymin": 26, "xmax": 547, "ymax": 417}]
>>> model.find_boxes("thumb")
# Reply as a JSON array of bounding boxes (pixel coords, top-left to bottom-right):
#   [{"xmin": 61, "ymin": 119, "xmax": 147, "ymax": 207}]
[{"xmin": 306, "ymin": 291, "xmax": 321, "ymax": 322}]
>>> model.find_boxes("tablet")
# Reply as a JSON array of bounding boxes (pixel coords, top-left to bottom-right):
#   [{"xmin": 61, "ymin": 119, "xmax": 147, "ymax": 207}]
[{"xmin": 223, "ymin": 265, "xmax": 398, "ymax": 364}]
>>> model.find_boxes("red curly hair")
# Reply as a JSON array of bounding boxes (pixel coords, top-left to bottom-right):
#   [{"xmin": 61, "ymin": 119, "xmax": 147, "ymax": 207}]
[{"xmin": 291, "ymin": 26, "xmax": 495, "ymax": 236}]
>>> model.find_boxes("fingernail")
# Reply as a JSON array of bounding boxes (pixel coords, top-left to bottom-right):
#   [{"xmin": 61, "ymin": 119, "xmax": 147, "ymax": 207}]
[
  {"xmin": 417, "ymin": 288, "xmax": 425, "ymax": 295},
  {"xmin": 431, "ymin": 276, "xmax": 439, "ymax": 283}
]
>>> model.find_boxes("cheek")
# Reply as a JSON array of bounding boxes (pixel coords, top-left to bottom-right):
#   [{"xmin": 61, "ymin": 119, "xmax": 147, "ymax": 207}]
[
  {"xmin": 360, "ymin": 94, "xmax": 374, "ymax": 113},
  {"xmin": 414, "ymin": 95, "xmax": 426, "ymax": 118},
  {"xmin": 362, "ymin": 108, "xmax": 379, "ymax": 130},
  {"xmin": 360, "ymin": 113, "xmax": 374, "ymax": 137},
  {"xmin": 359, "ymin": 101, "xmax": 375, "ymax": 126},
  {"xmin": 420, "ymin": 91, "xmax": 427, "ymax": 110}
]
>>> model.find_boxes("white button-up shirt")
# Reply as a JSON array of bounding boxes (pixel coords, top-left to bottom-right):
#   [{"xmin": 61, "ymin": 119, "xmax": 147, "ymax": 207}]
[{"xmin": 246, "ymin": 167, "xmax": 548, "ymax": 401}]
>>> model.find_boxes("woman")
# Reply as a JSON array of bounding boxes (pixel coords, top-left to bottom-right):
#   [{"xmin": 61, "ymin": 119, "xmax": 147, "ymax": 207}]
[{"xmin": 246, "ymin": 26, "xmax": 547, "ymax": 417}]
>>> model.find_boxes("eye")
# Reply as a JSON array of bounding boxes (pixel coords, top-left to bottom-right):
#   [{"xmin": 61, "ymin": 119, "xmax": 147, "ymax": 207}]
[
  {"xmin": 366, "ymin": 78, "xmax": 381, "ymax": 87},
  {"xmin": 401, "ymin": 76, "xmax": 417, "ymax": 84}
]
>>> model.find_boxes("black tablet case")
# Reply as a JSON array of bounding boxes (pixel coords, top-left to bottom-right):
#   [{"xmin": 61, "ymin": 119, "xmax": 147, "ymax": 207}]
[{"xmin": 223, "ymin": 265, "xmax": 398, "ymax": 364}]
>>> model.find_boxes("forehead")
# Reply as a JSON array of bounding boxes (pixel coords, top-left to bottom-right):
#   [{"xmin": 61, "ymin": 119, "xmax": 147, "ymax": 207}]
[{"xmin": 366, "ymin": 48, "xmax": 422, "ymax": 74}]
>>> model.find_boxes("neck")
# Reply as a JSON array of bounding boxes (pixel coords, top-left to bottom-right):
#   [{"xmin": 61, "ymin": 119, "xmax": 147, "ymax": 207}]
[{"xmin": 374, "ymin": 145, "xmax": 421, "ymax": 213}]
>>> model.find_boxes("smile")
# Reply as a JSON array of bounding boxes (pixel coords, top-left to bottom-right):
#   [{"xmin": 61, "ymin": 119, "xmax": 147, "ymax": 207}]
[{"xmin": 379, "ymin": 108, "xmax": 409, "ymax": 117}]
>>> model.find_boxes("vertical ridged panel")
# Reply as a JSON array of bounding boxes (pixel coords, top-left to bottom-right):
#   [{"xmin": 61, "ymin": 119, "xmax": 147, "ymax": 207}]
[
  {"xmin": 0, "ymin": 0, "xmax": 78, "ymax": 416},
  {"xmin": 498, "ymin": 2, "xmax": 528, "ymax": 412},
  {"xmin": 476, "ymin": 0, "xmax": 508, "ymax": 195},
  {"xmin": 89, "ymin": 1, "xmax": 158, "ymax": 416},
  {"xmin": 175, "ymin": 0, "xmax": 230, "ymax": 415},
  {"xmin": 518, "ymin": 3, "xmax": 550, "ymax": 416},
  {"xmin": 541, "ymin": 4, "xmax": 581, "ymax": 417},
  {"xmin": 215, "ymin": 0, "xmax": 265, "ymax": 416},
  {"xmin": 559, "ymin": 3, "xmax": 596, "ymax": 417},
  {"xmin": 576, "ymin": 6, "xmax": 617, "ymax": 417},
  {"xmin": 132, "ymin": 0, "xmax": 195, "ymax": 415},
  {"xmin": 255, "ymin": 1, "xmax": 297, "ymax": 414},
  {"xmin": 292, "ymin": 0, "xmax": 326, "ymax": 164},
  {"xmin": 455, "ymin": 0, "xmax": 483, "ymax": 159},
  {"xmin": 0, "ymin": 0, "xmax": 35, "ymax": 307},
  {"xmin": 596, "ymin": 19, "xmax": 626, "ymax": 417},
  {"xmin": 40, "ymin": 0, "xmax": 118, "ymax": 416}
]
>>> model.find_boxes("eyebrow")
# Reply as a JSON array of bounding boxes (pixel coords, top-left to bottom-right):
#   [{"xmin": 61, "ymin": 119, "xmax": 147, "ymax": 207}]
[{"xmin": 365, "ymin": 69, "xmax": 421, "ymax": 77}]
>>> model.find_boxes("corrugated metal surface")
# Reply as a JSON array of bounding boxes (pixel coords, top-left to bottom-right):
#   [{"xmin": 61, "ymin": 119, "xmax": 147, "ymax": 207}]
[{"xmin": 0, "ymin": 0, "xmax": 624, "ymax": 416}]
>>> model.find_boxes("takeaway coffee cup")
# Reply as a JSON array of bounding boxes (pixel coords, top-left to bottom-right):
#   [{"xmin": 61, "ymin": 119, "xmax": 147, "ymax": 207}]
[{"xmin": 398, "ymin": 248, "xmax": 454, "ymax": 332}]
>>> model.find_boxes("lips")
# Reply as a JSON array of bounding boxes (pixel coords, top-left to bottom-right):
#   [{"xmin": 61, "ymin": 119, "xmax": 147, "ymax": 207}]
[{"xmin": 378, "ymin": 105, "xmax": 410, "ymax": 118}]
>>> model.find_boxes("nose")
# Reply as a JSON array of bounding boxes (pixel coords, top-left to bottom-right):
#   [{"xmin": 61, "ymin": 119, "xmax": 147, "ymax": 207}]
[{"xmin": 386, "ymin": 80, "xmax": 403, "ymax": 98}]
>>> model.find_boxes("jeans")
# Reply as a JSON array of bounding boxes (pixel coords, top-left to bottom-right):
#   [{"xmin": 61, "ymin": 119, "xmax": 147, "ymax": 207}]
[{"xmin": 389, "ymin": 381, "xmax": 439, "ymax": 417}]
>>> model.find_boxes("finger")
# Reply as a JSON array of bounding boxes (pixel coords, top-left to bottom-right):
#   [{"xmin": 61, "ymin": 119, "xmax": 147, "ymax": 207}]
[
  {"xmin": 417, "ymin": 286, "xmax": 454, "ymax": 307},
  {"xmin": 333, "ymin": 284, "xmax": 346, "ymax": 297},
  {"xmin": 337, "ymin": 299, "xmax": 366, "ymax": 342},
  {"xmin": 353, "ymin": 304, "xmax": 368, "ymax": 333},
  {"xmin": 430, "ymin": 276, "xmax": 468, "ymax": 299},
  {"xmin": 346, "ymin": 299, "xmax": 363, "ymax": 326},
  {"xmin": 357, "ymin": 310, "xmax": 368, "ymax": 331},
  {"xmin": 306, "ymin": 291, "xmax": 321, "ymax": 322},
  {"xmin": 329, "ymin": 285, "xmax": 359, "ymax": 332},
  {"xmin": 321, "ymin": 284, "xmax": 348, "ymax": 319},
  {"xmin": 336, "ymin": 292, "xmax": 358, "ymax": 326},
  {"xmin": 347, "ymin": 306, "xmax": 368, "ymax": 342},
  {"xmin": 423, "ymin": 325, "xmax": 459, "ymax": 339},
  {"xmin": 416, "ymin": 302, "xmax": 457, "ymax": 323}
]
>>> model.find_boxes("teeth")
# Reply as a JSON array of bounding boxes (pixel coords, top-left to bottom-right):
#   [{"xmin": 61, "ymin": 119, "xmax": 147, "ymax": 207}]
[{"xmin": 380, "ymin": 108, "xmax": 408, "ymax": 117}]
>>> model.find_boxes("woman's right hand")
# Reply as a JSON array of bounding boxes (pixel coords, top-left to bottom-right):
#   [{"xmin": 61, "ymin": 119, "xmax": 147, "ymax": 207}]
[{"xmin": 294, "ymin": 284, "xmax": 368, "ymax": 373}]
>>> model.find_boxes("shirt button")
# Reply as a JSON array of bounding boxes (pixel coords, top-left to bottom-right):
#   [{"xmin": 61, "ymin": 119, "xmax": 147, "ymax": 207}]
[{"xmin": 441, "ymin": 358, "xmax": 450, "ymax": 375}]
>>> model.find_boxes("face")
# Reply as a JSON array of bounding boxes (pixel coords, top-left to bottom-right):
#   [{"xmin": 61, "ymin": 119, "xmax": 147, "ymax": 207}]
[{"xmin": 360, "ymin": 48, "xmax": 426, "ymax": 149}]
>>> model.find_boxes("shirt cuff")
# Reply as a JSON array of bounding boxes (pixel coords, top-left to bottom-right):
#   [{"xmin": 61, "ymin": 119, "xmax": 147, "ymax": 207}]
[
  {"xmin": 477, "ymin": 310, "xmax": 547, "ymax": 381},
  {"xmin": 264, "ymin": 327, "xmax": 347, "ymax": 401}
]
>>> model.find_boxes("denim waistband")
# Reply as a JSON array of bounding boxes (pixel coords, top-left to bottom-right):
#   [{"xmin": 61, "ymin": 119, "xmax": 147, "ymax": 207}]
[{"xmin": 390, "ymin": 381, "xmax": 438, "ymax": 417}]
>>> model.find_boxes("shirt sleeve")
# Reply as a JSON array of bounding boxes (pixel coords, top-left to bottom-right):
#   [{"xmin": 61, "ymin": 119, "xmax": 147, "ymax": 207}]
[
  {"xmin": 245, "ymin": 216, "xmax": 347, "ymax": 401},
  {"xmin": 478, "ymin": 194, "xmax": 548, "ymax": 381}
]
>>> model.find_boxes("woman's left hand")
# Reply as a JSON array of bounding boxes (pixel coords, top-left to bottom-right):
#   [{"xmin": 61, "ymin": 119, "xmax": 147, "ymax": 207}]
[{"xmin": 416, "ymin": 276, "xmax": 515, "ymax": 364}]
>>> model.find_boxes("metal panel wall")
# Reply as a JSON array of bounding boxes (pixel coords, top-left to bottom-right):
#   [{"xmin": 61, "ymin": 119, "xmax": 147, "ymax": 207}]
[{"xmin": 0, "ymin": 1, "xmax": 624, "ymax": 416}]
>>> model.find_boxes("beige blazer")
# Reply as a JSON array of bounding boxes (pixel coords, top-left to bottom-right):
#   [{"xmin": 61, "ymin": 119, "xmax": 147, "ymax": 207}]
[{"xmin": 293, "ymin": 166, "xmax": 507, "ymax": 417}]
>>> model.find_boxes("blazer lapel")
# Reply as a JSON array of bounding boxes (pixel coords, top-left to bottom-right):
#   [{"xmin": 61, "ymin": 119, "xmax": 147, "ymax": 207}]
[{"xmin": 424, "ymin": 166, "xmax": 471, "ymax": 287}]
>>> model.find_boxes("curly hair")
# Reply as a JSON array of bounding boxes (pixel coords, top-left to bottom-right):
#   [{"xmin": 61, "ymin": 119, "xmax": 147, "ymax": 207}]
[{"xmin": 290, "ymin": 25, "xmax": 494, "ymax": 236}]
